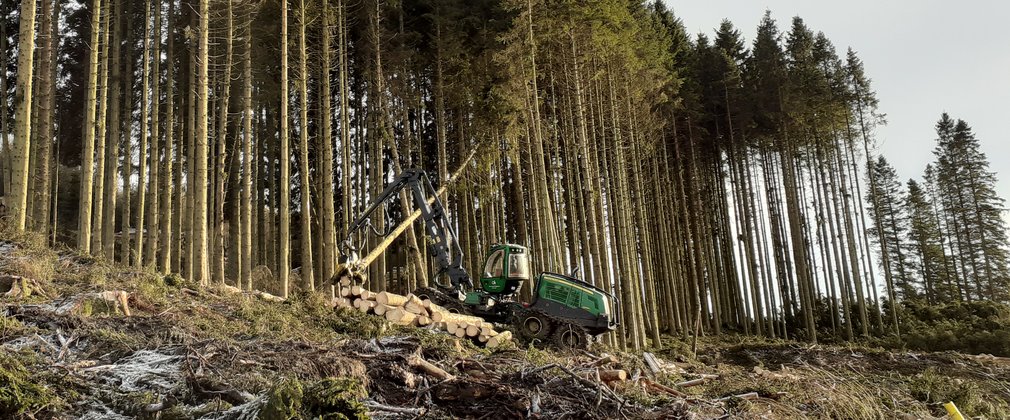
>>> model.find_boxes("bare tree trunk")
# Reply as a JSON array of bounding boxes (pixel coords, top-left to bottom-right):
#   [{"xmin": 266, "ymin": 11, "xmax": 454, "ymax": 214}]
[
  {"xmin": 193, "ymin": 0, "xmax": 211, "ymax": 285},
  {"xmin": 0, "ymin": 22, "xmax": 9, "ymax": 198},
  {"xmin": 318, "ymin": 0, "xmax": 336, "ymax": 286},
  {"xmin": 120, "ymin": 0, "xmax": 135, "ymax": 266},
  {"xmin": 215, "ymin": 0, "xmax": 234, "ymax": 284},
  {"xmin": 135, "ymin": 0, "xmax": 152, "ymax": 267},
  {"xmin": 91, "ymin": 2, "xmax": 110, "ymax": 254},
  {"xmin": 10, "ymin": 0, "xmax": 38, "ymax": 230},
  {"xmin": 161, "ymin": 0, "xmax": 176, "ymax": 272},
  {"xmin": 78, "ymin": 0, "xmax": 103, "ymax": 251},
  {"xmin": 297, "ymin": 0, "xmax": 314, "ymax": 290},
  {"xmin": 32, "ymin": 0, "xmax": 57, "ymax": 234},
  {"xmin": 278, "ymin": 0, "xmax": 291, "ymax": 297},
  {"xmin": 147, "ymin": 0, "xmax": 162, "ymax": 268},
  {"xmin": 241, "ymin": 1, "xmax": 255, "ymax": 288},
  {"xmin": 102, "ymin": 0, "xmax": 122, "ymax": 260}
]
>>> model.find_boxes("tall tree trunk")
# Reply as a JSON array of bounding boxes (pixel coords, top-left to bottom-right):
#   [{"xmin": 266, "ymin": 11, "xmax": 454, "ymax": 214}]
[
  {"xmin": 215, "ymin": 0, "xmax": 234, "ymax": 284},
  {"xmin": 120, "ymin": 1, "xmax": 136, "ymax": 266},
  {"xmin": 32, "ymin": 0, "xmax": 56, "ymax": 234},
  {"xmin": 135, "ymin": 0, "xmax": 152, "ymax": 267},
  {"xmin": 278, "ymin": 0, "xmax": 291, "ymax": 297},
  {"xmin": 241, "ymin": 1, "xmax": 255, "ymax": 289},
  {"xmin": 161, "ymin": 0, "xmax": 176, "ymax": 272},
  {"xmin": 297, "ymin": 0, "xmax": 314, "ymax": 290},
  {"xmin": 147, "ymin": 0, "xmax": 162, "ymax": 268},
  {"xmin": 102, "ymin": 0, "xmax": 122, "ymax": 260},
  {"xmin": 10, "ymin": 0, "xmax": 38, "ymax": 230},
  {"xmin": 318, "ymin": 0, "xmax": 336, "ymax": 287},
  {"xmin": 79, "ymin": 0, "xmax": 103, "ymax": 252},
  {"xmin": 193, "ymin": 0, "xmax": 211, "ymax": 285},
  {"xmin": 0, "ymin": 22, "xmax": 9, "ymax": 198}
]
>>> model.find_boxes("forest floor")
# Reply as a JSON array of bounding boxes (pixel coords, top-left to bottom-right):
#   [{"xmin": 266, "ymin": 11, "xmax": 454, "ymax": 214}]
[{"xmin": 2, "ymin": 232, "xmax": 1010, "ymax": 419}]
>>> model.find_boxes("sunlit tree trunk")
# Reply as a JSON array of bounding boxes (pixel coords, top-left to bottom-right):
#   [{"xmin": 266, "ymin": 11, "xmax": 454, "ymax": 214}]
[
  {"xmin": 10, "ymin": 0, "xmax": 38, "ymax": 230},
  {"xmin": 193, "ymin": 0, "xmax": 211, "ymax": 285}
]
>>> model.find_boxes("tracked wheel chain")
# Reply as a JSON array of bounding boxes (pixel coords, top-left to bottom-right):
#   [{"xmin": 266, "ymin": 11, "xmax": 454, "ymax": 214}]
[{"xmin": 511, "ymin": 307, "xmax": 595, "ymax": 351}]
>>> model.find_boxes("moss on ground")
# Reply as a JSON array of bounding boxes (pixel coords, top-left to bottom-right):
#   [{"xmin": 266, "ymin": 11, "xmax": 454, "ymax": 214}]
[
  {"xmin": 304, "ymin": 377, "xmax": 369, "ymax": 420},
  {"xmin": 259, "ymin": 376, "xmax": 367, "ymax": 420},
  {"xmin": 0, "ymin": 351, "xmax": 60, "ymax": 418}
]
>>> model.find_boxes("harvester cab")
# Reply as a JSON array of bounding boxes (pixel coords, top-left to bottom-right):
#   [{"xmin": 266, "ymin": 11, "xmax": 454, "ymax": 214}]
[{"xmin": 478, "ymin": 244, "xmax": 530, "ymax": 296}]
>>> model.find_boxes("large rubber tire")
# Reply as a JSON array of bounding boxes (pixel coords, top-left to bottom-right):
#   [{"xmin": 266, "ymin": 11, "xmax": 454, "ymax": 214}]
[
  {"xmin": 552, "ymin": 323, "xmax": 591, "ymax": 351},
  {"xmin": 512, "ymin": 308, "xmax": 554, "ymax": 343}
]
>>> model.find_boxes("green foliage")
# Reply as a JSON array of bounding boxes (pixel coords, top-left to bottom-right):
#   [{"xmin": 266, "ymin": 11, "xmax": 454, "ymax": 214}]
[
  {"xmin": 303, "ymin": 377, "xmax": 368, "ymax": 420},
  {"xmin": 259, "ymin": 378, "xmax": 304, "ymax": 420},
  {"xmin": 259, "ymin": 377, "xmax": 368, "ymax": 420},
  {"xmin": 0, "ymin": 352, "xmax": 59, "ymax": 418},
  {"xmin": 869, "ymin": 300, "xmax": 1010, "ymax": 356}
]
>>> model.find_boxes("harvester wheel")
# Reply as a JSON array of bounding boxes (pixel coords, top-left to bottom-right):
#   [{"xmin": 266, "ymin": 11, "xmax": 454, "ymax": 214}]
[
  {"xmin": 552, "ymin": 323, "xmax": 591, "ymax": 350},
  {"xmin": 513, "ymin": 309, "xmax": 553, "ymax": 342}
]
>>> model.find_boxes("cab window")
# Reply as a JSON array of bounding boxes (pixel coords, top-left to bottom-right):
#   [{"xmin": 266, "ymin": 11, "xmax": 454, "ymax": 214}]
[
  {"xmin": 508, "ymin": 253, "xmax": 530, "ymax": 278},
  {"xmin": 483, "ymin": 250, "xmax": 504, "ymax": 277}
]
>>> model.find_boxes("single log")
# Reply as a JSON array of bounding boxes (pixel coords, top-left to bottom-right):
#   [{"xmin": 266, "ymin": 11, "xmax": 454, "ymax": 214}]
[
  {"xmin": 454, "ymin": 326, "xmax": 467, "ymax": 338},
  {"xmin": 598, "ymin": 369, "xmax": 628, "ymax": 382},
  {"xmin": 404, "ymin": 293, "xmax": 423, "ymax": 306},
  {"xmin": 431, "ymin": 311, "xmax": 485, "ymax": 324},
  {"xmin": 465, "ymin": 324, "xmax": 480, "ymax": 337},
  {"xmin": 339, "ymin": 287, "xmax": 351, "ymax": 297},
  {"xmin": 376, "ymin": 291, "xmax": 408, "ymax": 306},
  {"xmin": 351, "ymin": 285, "xmax": 366, "ymax": 296},
  {"xmin": 487, "ymin": 330, "xmax": 512, "ymax": 348},
  {"xmin": 478, "ymin": 335, "xmax": 490, "ymax": 343},
  {"xmin": 408, "ymin": 355, "xmax": 454, "ymax": 380},
  {"xmin": 359, "ymin": 290, "xmax": 375, "ymax": 300},
  {"xmin": 589, "ymin": 355, "xmax": 620, "ymax": 367},
  {"xmin": 374, "ymin": 303, "xmax": 393, "ymax": 316},
  {"xmin": 445, "ymin": 321, "xmax": 459, "ymax": 335},
  {"xmin": 386, "ymin": 308, "xmax": 417, "ymax": 325},
  {"xmin": 417, "ymin": 315, "xmax": 431, "ymax": 326},
  {"xmin": 334, "ymin": 297, "xmax": 352, "ymax": 308},
  {"xmin": 354, "ymin": 299, "xmax": 377, "ymax": 313},
  {"xmin": 479, "ymin": 322, "xmax": 496, "ymax": 336}
]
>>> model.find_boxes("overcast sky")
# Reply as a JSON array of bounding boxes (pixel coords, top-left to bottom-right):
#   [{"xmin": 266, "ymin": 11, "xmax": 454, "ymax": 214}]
[{"xmin": 665, "ymin": 0, "xmax": 1010, "ymax": 204}]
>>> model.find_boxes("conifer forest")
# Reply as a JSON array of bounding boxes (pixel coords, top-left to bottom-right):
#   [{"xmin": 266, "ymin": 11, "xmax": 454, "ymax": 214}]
[{"xmin": 2, "ymin": 0, "xmax": 1010, "ymax": 418}]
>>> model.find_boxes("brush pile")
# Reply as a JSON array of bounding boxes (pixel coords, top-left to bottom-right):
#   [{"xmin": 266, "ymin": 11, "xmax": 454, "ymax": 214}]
[{"xmin": 333, "ymin": 279, "xmax": 514, "ymax": 348}]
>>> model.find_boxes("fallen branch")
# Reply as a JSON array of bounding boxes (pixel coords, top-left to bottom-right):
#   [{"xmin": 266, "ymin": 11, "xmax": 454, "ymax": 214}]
[
  {"xmin": 674, "ymin": 378, "xmax": 707, "ymax": 388},
  {"xmin": 364, "ymin": 400, "xmax": 425, "ymax": 416},
  {"xmin": 408, "ymin": 355, "xmax": 454, "ymax": 380},
  {"xmin": 717, "ymin": 391, "xmax": 759, "ymax": 402},
  {"xmin": 642, "ymin": 378, "xmax": 687, "ymax": 398}
]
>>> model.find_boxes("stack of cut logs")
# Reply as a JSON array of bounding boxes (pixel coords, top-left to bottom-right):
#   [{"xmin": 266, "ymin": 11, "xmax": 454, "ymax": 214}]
[{"xmin": 333, "ymin": 281, "xmax": 513, "ymax": 348}]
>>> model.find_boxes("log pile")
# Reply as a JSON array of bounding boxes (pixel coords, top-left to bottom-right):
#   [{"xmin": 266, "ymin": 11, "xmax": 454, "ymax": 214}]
[{"xmin": 334, "ymin": 280, "xmax": 513, "ymax": 348}]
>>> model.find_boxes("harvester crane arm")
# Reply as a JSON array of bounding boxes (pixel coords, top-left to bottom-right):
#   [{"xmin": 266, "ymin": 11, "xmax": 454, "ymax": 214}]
[{"xmin": 337, "ymin": 169, "xmax": 473, "ymax": 291}]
